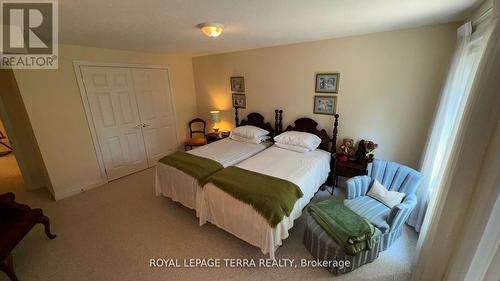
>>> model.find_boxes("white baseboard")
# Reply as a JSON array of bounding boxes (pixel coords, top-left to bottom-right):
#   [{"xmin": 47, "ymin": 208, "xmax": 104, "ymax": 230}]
[{"xmin": 53, "ymin": 179, "xmax": 107, "ymax": 201}]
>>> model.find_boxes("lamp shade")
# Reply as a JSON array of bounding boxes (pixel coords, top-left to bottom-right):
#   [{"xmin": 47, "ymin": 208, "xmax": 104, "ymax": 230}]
[{"xmin": 210, "ymin": 110, "xmax": 220, "ymax": 123}]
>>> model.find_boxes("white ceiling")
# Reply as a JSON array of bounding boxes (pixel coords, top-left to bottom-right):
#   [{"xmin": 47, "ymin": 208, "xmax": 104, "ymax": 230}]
[{"xmin": 59, "ymin": 0, "xmax": 480, "ymax": 56}]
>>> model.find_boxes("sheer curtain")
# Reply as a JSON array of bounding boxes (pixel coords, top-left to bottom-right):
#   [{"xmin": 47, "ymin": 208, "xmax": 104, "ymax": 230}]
[{"xmin": 408, "ymin": 21, "xmax": 490, "ymax": 232}]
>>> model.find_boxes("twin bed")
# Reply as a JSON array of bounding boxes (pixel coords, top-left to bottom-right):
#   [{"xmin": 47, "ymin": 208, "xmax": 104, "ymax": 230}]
[
  {"xmin": 155, "ymin": 110, "xmax": 338, "ymax": 258},
  {"xmin": 155, "ymin": 113, "xmax": 275, "ymax": 212}
]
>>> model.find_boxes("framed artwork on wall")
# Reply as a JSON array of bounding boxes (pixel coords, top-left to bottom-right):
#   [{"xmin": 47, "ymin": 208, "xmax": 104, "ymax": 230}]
[
  {"xmin": 315, "ymin": 73, "xmax": 339, "ymax": 93},
  {"xmin": 232, "ymin": 93, "xmax": 246, "ymax": 108},
  {"xmin": 230, "ymin": 76, "xmax": 245, "ymax": 92},
  {"xmin": 313, "ymin": 95, "xmax": 337, "ymax": 115}
]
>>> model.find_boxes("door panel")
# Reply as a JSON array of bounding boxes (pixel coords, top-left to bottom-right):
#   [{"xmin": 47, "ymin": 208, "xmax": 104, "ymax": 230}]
[
  {"xmin": 81, "ymin": 66, "xmax": 148, "ymax": 180},
  {"xmin": 132, "ymin": 68, "xmax": 178, "ymax": 165}
]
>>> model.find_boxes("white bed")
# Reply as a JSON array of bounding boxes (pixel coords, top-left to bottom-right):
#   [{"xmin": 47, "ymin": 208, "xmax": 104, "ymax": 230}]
[
  {"xmin": 198, "ymin": 145, "xmax": 331, "ymax": 259},
  {"xmin": 155, "ymin": 138, "xmax": 271, "ymax": 211}
]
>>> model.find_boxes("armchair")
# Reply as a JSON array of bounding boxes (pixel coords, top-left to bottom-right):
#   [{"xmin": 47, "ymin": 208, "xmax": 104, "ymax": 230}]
[{"xmin": 344, "ymin": 159, "xmax": 423, "ymax": 251}]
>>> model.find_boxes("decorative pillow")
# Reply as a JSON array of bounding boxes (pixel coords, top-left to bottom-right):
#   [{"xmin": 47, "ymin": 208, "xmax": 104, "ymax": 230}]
[
  {"xmin": 230, "ymin": 134, "xmax": 270, "ymax": 144},
  {"xmin": 230, "ymin": 125, "xmax": 269, "ymax": 139},
  {"xmin": 274, "ymin": 142, "xmax": 310, "ymax": 153},
  {"xmin": 274, "ymin": 131, "xmax": 321, "ymax": 151},
  {"xmin": 367, "ymin": 180, "xmax": 406, "ymax": 208}
]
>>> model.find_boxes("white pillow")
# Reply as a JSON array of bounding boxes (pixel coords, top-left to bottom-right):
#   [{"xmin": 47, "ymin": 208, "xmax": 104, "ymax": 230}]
[
  {"xmin": 274, "ymin": 131, "xmax": 322, "ymax": 151},
  {"xmin": 230, "ymin": 134, "xmax": 270, "ymax": 144},
  {"xmin": 274, "ymin": 142, "xmax": 310, "ymax": 153},
  {"xmin": 231, "ymin": 125, "xmax": 269, "ymax": 139},
  {"xmin": 367, "ymin": 180, "xmax": 406, "ymax": 208}
]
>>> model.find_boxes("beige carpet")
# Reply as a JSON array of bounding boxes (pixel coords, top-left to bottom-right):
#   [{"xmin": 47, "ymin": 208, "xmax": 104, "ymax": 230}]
[{"xmin": 1, "ymin": 167, "xmax": 417, "ymax": 281}]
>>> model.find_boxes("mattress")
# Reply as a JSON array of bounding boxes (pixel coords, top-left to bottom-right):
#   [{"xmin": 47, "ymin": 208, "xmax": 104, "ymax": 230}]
[
  {"xmin": 198, "ymin": 145, "xmax": 331, "ymax": 258},
  {"xmin": 155, "ymin": 138, "xmax": 271, "ymax": 211}
]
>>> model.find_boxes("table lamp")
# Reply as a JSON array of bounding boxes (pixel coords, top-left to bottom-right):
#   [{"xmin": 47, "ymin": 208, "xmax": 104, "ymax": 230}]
[{"xmin": 210, "ymin": 110, "xmax": 220, "ymax": 133}]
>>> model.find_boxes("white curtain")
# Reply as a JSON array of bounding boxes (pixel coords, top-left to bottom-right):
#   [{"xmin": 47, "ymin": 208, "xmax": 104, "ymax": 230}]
[{"xmin": 408, "ymin": 20, "xmax": 490, "ymax": 232}]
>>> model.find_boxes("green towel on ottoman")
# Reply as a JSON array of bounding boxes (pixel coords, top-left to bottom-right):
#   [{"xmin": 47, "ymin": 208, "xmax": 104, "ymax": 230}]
[{"xmin": 309, "ymin": 199, "xmax": 374, "ymax": 256}]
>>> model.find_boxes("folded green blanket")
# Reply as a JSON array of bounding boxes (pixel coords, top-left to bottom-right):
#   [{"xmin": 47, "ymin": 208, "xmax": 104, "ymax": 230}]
[
  {"xmin": 159, "ymin": 151, "xmax": 223, "ymax": 184},
  {"xmin": 203, "ymin": 166, "xmax": 303, "ymax": 227},
  {"xmin": 309, "ymin": 199, "xmax": 374, "ymax": 256}
]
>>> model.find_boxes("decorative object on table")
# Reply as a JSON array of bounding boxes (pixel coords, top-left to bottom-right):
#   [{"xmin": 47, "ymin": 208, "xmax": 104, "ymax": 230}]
[
  {"xmin": 315, "ymin": 73, "xmax": 339, "ymax": 93},
  {"xmin": 355, "ymin": 139, "xmax": 378, "ymax": 162},
  {"xmin": 336, "ymin": 138, "xmax": 356, "ymax": 160},
  {"xmin": 364, "ymin": 141, "xmax": 378, "ymax": 162},
  {"xmin": 184, "ymin": 118, "xmax": 206, "ymax": 151},
  {"xmin": 230, "ymin": 76, "xmax": 245, "ymax": 92},
  {"xmin": 210, "ymin": 110, "xmax": 220, "ymax": 133},
  {"xmin": 232, "ymin": 93, "xmax": 246, "ymax": 108},
  {"xmin": 344, "ymin": 159, "xmax": 423, "ymax": 251},
  {"xmin": 313, "ymin": 95, "xmax": 337, "ymax": 115}
]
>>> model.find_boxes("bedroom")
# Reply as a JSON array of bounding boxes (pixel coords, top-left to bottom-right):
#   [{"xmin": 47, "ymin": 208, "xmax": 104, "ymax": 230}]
[{"xmin": 0, "ymin": 0, "xmax": 498, "ymax": 281}]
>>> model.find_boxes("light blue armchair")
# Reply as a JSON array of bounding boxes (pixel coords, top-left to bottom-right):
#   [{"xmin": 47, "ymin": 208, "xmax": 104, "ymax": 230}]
[{"xmin": 344, "ymin": 159, "xmax": 423, "ymax": 251}]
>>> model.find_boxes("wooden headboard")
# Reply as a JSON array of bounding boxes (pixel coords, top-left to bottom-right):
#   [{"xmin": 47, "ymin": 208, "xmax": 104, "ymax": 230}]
[
  {"xmin": 238, "ymin": 112, "xmax": 275, "ymax": 137},
  {"xmin": 235, "ymin": 108, "xmax": 283, "ymax": 137},
  {"xmin": 284, "ymin": 114, "xmax": 339, "ymax": 152}
]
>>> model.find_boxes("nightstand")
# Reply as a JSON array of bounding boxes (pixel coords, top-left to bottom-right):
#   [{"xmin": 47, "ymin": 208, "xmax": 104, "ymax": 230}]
[
  {"xmin": 330, "ymin": 156, "xmax": 368, "ymax": 194},
  {"xmin": 205, "ymin": 132, "xmax": 229, "ymax": 144}
]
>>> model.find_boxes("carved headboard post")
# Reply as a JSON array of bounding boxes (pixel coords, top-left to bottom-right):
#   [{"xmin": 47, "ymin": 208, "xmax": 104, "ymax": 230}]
[
  {"xmin": 274, "ymin": 110, "xmax": 279, "ymax": 135},
  {"xmin": 278, "ymin": 110, "xmax": 283, "ymax": 135},
  {"xmin": 331, "ymin": 114, "xmax": 339, "ymax": 154},
  {"xmin": 234, "ymin": 107, "xmax": 239, "ymax": 127}
]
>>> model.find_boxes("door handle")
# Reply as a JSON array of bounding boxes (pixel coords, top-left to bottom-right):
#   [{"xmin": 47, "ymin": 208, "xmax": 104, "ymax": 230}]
[
  {"xmin": 142, "ymin": 123, "xmax": 150, "ymax": 128},
  {"xmin": 133, "ymin": 124, "xmax": 141, "ymax": 129}
]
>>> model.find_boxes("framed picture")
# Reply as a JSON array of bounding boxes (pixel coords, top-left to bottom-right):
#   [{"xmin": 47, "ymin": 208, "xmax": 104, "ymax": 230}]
[
  {"xmin": 230, "ymin": 76, "xmax": 245, "ymax": 92},
  {"xmin": 315, "ymin": 73, "xmax": 339, "ymax": 93},
  {"xmin": 313, "ymin": 95, "xmax": 337, "ymax": 115},
  {"xmin": 232, "ymin": 93, "xmax": 246, "ymax": 108}
]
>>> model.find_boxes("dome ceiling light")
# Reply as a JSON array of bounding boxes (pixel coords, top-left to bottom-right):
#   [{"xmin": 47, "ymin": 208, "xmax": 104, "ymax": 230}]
[{"xmin": 198, "ymin": 22, "xmax": 224, "ymax": 37}]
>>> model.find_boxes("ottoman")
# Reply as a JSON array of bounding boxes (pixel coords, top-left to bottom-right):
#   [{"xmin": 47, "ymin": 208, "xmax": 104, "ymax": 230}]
[{"xmin": 303, "ymin": 212, "xmax": 382, "ymax": 275}]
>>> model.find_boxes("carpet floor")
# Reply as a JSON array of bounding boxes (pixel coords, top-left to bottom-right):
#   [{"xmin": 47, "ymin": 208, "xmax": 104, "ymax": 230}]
[{"xmin": 1, "ymin": 167, "xmax": 417, "ymax": 281}]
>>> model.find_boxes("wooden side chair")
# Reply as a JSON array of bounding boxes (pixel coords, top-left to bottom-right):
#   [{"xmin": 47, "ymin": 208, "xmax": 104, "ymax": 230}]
[{"xmin": 184, "ymin": 118, "xmax": 207, "ymax": 151}]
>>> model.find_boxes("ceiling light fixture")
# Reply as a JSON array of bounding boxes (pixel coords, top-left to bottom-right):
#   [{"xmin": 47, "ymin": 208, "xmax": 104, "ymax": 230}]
[{"xmin": 198, "ymin": 22, "xmax": 224, "ymax": 37}]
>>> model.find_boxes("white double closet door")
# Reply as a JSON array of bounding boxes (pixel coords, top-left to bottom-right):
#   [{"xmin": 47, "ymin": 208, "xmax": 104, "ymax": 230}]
[{"xmin": 81, "ymin": 66, "xmax": 177, "ymax": 181}]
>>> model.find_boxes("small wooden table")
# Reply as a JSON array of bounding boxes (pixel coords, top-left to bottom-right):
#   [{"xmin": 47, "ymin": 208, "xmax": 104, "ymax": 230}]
[
  {"xmin": 331, "ymin": 157, "xmax": 368, "ymax": 194},
  {"xmin": 205, "ymin": 132, "xmax": 229, "ymax": 144}
]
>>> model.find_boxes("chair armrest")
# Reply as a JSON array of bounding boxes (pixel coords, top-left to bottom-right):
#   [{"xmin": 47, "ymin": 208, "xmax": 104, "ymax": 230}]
[
  {"xmin": 345, "ymin": 175, "xmax": 372, "ymax": 199},
  {"xmin": 0, "ymin": 192, "xmax": 31, "ymax": 212},
  {"xmin": 387, "ymin": 194, "xmax": 417, "ymax": 231}
]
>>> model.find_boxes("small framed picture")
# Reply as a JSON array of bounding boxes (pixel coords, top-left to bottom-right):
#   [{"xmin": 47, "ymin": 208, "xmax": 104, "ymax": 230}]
[
  {"xmin": 315, "ymin": 73, "xmax": 339, "ymax": 93},
  {"xmin": 313, "ymin": 95, "xmax": 337, "ymax": 115},
  {"xmin": 230, "ymin": 76, "xmax": 245, "ymax": 92},
  {"xmin": 232, "ymin": 93, "xmax": 246, "ymax": 108}
]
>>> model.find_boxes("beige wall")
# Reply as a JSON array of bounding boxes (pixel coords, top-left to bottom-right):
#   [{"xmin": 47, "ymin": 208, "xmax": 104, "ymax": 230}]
[
  {"xmin": 13, "ymin": 44, "xmax": 197, "ymax": 198},
  {"xmin": 192, "ymin": 23, "xmax": 458, "ymax": 168}
]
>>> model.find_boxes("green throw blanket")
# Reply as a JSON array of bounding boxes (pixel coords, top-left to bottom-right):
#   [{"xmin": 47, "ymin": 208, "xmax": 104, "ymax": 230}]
[
  {"xmin": 159, "ymin": 151, "xmax": 223, "ymax": 184},
  {"xmin": 309, "ymin": 199, "xmax": 374, "ymax": 256},
  {"xmin": 203, "ymin": 166, "xmax": 303, "ymax": 227}
]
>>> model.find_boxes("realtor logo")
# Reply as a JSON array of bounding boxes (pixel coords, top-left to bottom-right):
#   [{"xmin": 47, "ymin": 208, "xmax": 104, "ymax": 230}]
[{"xmin": 1, "ymin": 0, "xmax": 58, "ymax": 69}]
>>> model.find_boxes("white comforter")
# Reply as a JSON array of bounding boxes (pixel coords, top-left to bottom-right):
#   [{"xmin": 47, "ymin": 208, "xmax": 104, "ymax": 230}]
[
  {"xmin": 198, "ymin": 145, "xmax": 331, "ymax": 258},
  {"xmin": 155, "ymin": 138, "xmax": 271, "ymax": 211}
]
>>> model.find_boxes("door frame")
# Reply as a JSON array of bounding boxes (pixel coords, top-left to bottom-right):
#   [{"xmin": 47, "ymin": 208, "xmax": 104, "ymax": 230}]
[{"xmin": 73, "ymin": 61, "xmax": 178, "ymax": 183}]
